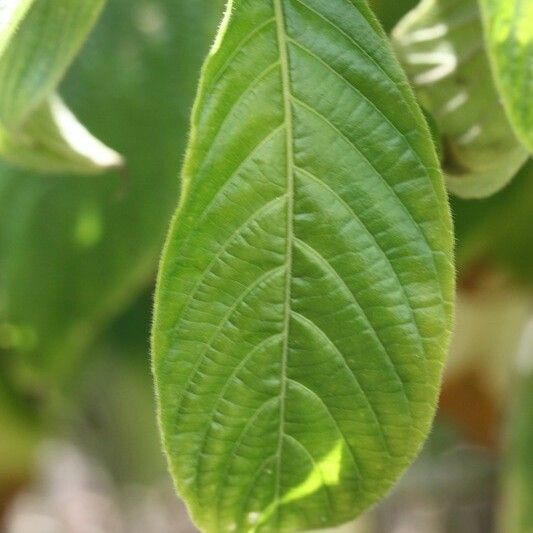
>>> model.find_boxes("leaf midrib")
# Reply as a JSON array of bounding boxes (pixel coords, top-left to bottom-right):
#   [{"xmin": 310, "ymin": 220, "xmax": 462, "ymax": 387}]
[{"xmin": 273, "ymin": 0, "xmax": 293, "ymax": 520}]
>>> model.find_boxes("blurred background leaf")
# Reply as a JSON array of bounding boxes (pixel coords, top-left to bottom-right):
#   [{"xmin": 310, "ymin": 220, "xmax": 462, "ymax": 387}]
[
  {"xmin": 0, "ymin": 0, "xmax": 224, "ymax": 525},
  {"xmin": 0, "ymin": 0, "xmax": 106, "ymax": 128},
  {"xmin": 0, "ymin": 95, "xmax": 123, "ymax": 174},
  {"xmin": 0, "ymin": 0, "xmax": 34, "ymax": 57},
  {"xmin": 0, "ymin": 0, "xmax": 124, "ymax": 175},
  {"xmin": 0, "ymin": 0, "xmax": 223, "ymax": 419},
  {"xmin": 393, "ymin": 0, "xmax": 529, "ymax": 199},
  {"xmin": 479, "ymin": 0, "xmax": 533, "ymax": 152}
]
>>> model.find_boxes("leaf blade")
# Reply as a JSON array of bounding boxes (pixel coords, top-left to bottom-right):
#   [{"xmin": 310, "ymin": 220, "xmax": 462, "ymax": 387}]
[
  {"xmin": 393, "ymin": 0, "xmax": 529, "ymax": 199},
  {"xmin": 0, "ymin": 0, "xmax": 106, "ymax": 129},
  {"xmin": 479, "ymin": 0, "xmax": 533, "ymax": 152},
  {"xmin": 0, "ymin": 94, "xmax": 123, "ymax": 174},
  {"xmin": 153, "ymin": 0, "xmax": 454, "ymax": 531},
  {"xmin": 0, "ymin": 0, "xmax": 34, "ymax": 57}
]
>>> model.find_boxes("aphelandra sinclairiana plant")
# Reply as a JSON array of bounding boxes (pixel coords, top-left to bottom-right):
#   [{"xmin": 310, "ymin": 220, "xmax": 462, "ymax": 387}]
[
  {"xmin": 157, "ymin": 0, "xmax": 532, "ymax": 526},
  {"xmin": 152, "ymin": 0, "xmax": 455, "ymax": 531},
  {"xmin": 0, "ymin": 0, "xmax": 531, "ymax": 531}
]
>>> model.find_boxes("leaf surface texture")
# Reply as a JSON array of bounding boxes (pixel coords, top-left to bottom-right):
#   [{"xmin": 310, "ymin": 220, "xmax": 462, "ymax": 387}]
[{"xmin": 153, "ymin": 0, "xmax": 454, "ymax": 531}]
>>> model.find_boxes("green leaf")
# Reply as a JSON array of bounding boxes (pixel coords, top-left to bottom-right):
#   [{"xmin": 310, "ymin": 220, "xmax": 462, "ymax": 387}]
[
  {"xmin": 0, "ymin": 0, "xmax": 34, "ymax": 57},
  {"xmin": 0, "ymin": 0, "xmax": 124, "ymax": 175},
  {"xmin": 0, "ymin": 0, "xmax": 221, "ymax": 384},
  {"xmin": 479, "ymin": 0, "xmax": 533, "ymax": 152},
  {"xmin": 153, "ymin": 1, "xmax": 454, "ymax": 531},
  {"xmin": 393, "ymin": 0, "xmax": 529, "ymax": 199},
  {"xmin": 0, "ymin": 94, "xmax": 123, "ymax": 174},
  {"xmin": 0, "ymin": 0, "xmax": 106, "ymax": 129}
]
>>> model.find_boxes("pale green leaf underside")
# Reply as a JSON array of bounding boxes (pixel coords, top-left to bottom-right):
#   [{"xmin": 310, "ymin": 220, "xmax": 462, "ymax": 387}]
[
  {"xmin": 0, "ymin": 94, "xmax": 123, "ymax": 174},
  {"xmin": 153, "ymin": 0, "xmax": 454, "ymax": 531},
  {"xmin": 480, "ymin": 0, "xmax": 533, "ymax": 152},
  {"xmin": 0, "ymin": 0, "xmax": 106, "ymax": 129},
  {"xmin": 0, "ymin": 0, "xmax": 34, "ymax": 58},
  {"xmin": 393, "ymin": 0, "xmax": 529, "ymax": 199},
  {"xmin": 0, "ymin": 0, "xmax": 123, "ymax": 174}
]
